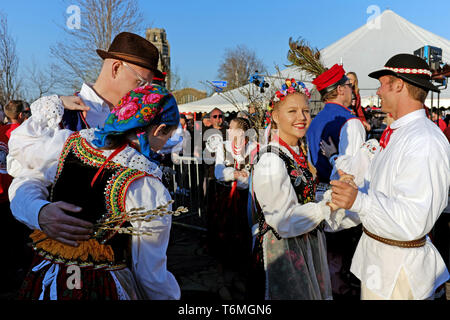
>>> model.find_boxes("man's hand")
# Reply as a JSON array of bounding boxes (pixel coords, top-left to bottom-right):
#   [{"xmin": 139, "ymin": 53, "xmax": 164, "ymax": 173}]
[
  {"xmin": 234, "ymin": 170, "xmax": 249, "ymax": 179},
  {"xmin": 60, "ymin": 96, "xmax": 90, "ymax": 112},
  {"xmin": 38, "ymin": 201, "xmax": 93, "ymax": 247},
  {"xmin": 330, "ymin": 170, "xmax": 359, "ymax": 210},
  {"xmin": 328, "ymin": 170, "xmax": 357, "ymax": 211}
]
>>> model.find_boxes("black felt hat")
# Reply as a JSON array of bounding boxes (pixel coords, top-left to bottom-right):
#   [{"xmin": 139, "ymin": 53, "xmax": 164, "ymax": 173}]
[{"xmin": 368, "ymin": 53, "xmax": 439, "ymax": 92}]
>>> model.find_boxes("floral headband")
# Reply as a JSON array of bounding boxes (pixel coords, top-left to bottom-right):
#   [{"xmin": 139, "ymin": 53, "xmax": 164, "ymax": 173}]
[
  {"xmin": 92, "ymin": 84, "xmax": 180, "ymax": 162},
  {"xmin": 268, "ymin": 79, "xmax": 311, "ymax": 111}
]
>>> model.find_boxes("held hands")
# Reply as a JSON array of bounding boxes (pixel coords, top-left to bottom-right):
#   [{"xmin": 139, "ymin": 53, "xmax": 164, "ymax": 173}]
[
  {"xmin": 38, "ymin": 201, "xmax": 94, "ymax": 247},
  {"xmin": 233, "ymin": 170, "xmax": 249, "ymax": 180},
  {"xmin": 329, "ymin": 169, "xmax": 358, "ymax": 210}
]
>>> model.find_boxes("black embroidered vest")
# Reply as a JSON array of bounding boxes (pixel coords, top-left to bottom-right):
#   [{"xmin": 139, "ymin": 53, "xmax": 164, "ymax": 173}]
[
  {"xmin": 254, "ymin": 145, "xmax": 317, "ymax": 239},
  {"xmin": 32, "ymin": 132, "xmax": 149, "ymax": 270}
]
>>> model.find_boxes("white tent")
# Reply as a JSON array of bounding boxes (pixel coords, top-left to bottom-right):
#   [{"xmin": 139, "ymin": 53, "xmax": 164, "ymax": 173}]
[
  {"xmin": 179, "ymin": 9, "xmax": 450, "ymax": 113},
  {"xmin": 178, "ymin": 84, "xmax": 256, "ymax": 113}
]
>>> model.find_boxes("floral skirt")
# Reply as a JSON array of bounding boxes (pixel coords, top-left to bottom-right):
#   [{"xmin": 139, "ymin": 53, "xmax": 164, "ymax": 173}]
[
  {"xmin": 18, "ymin": 254, "xmax": 142, "ymax": 300},
  {"xmin": 248, "ymin": 226, "xmax": 332, "ymax": 300}
]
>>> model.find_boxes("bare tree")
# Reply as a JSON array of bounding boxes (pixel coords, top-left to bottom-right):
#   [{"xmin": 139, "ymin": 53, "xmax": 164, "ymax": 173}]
[
  {"xmin": 51, "ymin": 0, "xmax": 146, "ymax": 93},
  {"xmin": 0, "ymin": 11, "xmax": 22, "ymax": 106},
  {"xmin": 217, "ymin": 44, "xmax": 266, "ymax": 91},
  {"xmin": 169, "ymin": 65, "xmax": 183, "ymax": 91},
  {"xmin": 25, "ymin": 57, "xmax": 58, "ymax": 101}
]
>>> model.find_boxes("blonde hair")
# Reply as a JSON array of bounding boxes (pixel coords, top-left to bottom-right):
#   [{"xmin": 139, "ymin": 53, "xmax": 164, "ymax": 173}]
[
  {"xmin": 346, "ymin": 71, "xmax": 359, "ymax": 95},
  {"xmin": 270, "ymin": 92, "xmax": 308, "ymax": 129},
  {"xmin": 321, "ymin": 88, "xmax": 339, "ymax": 102},
  {"xmin": 404, "ymin": 82, "xmax": 428, "ymax": 103}
]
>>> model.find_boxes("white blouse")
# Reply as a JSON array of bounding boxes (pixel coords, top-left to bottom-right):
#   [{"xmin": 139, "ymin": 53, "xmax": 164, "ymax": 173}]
[
  {"xmin": 253, "ymin": 141, "xmax": 334, "ymax": 238},
  {"xmin": 214, "ymin": 140, "xmax": 258, "ymax": 190},
  {"xmin": 7, "ymin": 94, "xmax": 180, "ymax": 300},
  {"xmin": 329, "ymin": 118, "xmax": 366, "ymax": 182}
]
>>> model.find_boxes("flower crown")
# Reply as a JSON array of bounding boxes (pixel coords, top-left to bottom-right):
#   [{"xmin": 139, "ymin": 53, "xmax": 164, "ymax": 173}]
[{"xmin": 268, "ymin": 79, "xmax": 311, "ymax": 111}]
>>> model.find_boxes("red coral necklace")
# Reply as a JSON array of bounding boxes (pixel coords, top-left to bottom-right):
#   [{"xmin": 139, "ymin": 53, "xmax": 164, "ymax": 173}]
[{"xmin": 273, "ymin": 134, "xmax": 307, "ymax": 168}]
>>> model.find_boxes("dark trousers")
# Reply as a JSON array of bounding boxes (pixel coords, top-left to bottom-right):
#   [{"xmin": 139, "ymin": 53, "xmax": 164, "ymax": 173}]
[
  {"xmin": 431, "ymin": 213, "xmax": 450, "ymax": 269},
  {"xmin": 0, "ymin": 201, "xmax": 33, "ymax": 292}
]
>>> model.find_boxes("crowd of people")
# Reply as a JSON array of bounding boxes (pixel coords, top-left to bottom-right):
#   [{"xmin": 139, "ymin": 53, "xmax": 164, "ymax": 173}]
[{"xmin": 0, "ymin": 31, "xmax": 449, "ymax": 301}]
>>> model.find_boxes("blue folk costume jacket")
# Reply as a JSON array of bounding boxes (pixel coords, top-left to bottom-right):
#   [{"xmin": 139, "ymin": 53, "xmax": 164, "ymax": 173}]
[{"xmin": 306, "ymin": 103, "xmax": 357, "ymax": 183}]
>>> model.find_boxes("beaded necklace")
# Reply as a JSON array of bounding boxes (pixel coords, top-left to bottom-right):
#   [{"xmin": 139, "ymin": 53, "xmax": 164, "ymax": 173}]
[{"xmin": 273, "ymin": 134, "xmax": 308, "ymax": 169}]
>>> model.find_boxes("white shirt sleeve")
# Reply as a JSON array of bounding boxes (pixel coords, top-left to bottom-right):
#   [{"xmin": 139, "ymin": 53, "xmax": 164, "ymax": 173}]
[
  {"xmin": 253, "ymin": 152, "xmax": 331, "ymax": 238},
  {"xmin": 350, "ymin": 143, "xmax": 450, "ymax": 241},
  {"xmin": 8, "ymin": 176, "xmax": 51, "ymax": 230},
  {"xmin": 214, "ymin": 142, "xmax": 235, "ymax": 182},
  {"xmin": 330, "ymin": 118, "xmax": 366, "ymax": 181},
  {"xmin": 126, "ymin": 177, "xmax": 181, "ymax": 300},
  {"xmin": 334, "ymin": 139, "xmax": 381, "ymax": 187},
  {"xmin": 7, "ymin": 95, "xmax": 70, "ymax": 230}
]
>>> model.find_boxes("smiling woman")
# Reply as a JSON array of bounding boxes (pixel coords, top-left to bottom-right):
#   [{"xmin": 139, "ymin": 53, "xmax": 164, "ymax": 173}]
[
  {"xmin": 271, "ymin": 93, "xmax": 311, "ymax": 145},
  {"xmin": 246, "ymin": 79, "xmax": 353, "ymax": 300}
]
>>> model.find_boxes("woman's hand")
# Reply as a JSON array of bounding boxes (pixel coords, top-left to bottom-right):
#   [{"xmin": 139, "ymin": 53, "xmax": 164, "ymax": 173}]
[
  {"xmin": 60, "ymin": 96, "xmax": 90, "ymax": 112},
  {"xmin": 320, "ymin": 136, "xmax": 338, "ymax": 159},
  {"xmin": 329, "ymin": 170, "xmax": 358, "ymax": 210}
]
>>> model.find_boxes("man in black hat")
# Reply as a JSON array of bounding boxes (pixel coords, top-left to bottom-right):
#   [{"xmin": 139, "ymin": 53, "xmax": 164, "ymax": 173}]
[
  {"xmin": 8, "ymin": 32, "xmax": 163, "ymax": 247},
  {"xmin": 330, "ymin": 53, "xmax": 449, "ymax": 300}
]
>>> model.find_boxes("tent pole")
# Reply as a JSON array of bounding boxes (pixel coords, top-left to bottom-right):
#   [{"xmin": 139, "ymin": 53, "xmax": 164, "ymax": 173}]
[{"xmin": 438, "ymin": 91, "xmax": 440, "ymax": 109}]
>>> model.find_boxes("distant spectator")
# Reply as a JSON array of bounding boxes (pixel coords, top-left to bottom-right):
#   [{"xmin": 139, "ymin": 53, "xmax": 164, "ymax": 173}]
[
  {"xmin": 0, "ymin": 100, "xmax": 30, "ymax": 294},
  {"xmin": 202, "ymin": 113, "xmax": 212, "ymax": 128},
  {"xmin": 22, "ymin": 101, "xmax": 31, "ymax": 119},
  {"xmin": 237, "ymin": 111, "xmax": 249, "ymax": 119},
  {"xmin": 0, "ymin": 105, "xmax": 6, "ymax": 124},
  {"xmin": 347, "ymin": 72, "xmax": 371, "ymax": 131},
  {"xmin": 444, "ymin": 114, "xmax": 450, "ymax": 127},
  {"xmin": 443, "ymin": 125, "xmax": 450, "ymax": 143},
  {"xmin": 431, "ymin": 107, "xmax": 447, "ymax": 132}
]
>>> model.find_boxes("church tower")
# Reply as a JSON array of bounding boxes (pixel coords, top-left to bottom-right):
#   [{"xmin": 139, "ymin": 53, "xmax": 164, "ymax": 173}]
[{"xmin": 146, "ymin": 28, "xmax": 171, "ymax": 89}]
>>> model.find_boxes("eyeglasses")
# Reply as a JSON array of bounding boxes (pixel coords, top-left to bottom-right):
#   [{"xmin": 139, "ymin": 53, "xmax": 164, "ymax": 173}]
[
  {"xmin": 122, "ymin": 62, "xmax": 149, "ymax": 87},
  {"xmin": 212, "ymin": 114, "xmax": 223, "ymax": 119},
  {"xmin": 342, "ymin": 82, "xmax": 353, "ymax": 88}
]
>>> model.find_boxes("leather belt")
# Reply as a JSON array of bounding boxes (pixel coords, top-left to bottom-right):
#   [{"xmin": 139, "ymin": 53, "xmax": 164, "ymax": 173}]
[{"xmin": 362, "ymin": 227, "xmax": 426, "ymax": 248}]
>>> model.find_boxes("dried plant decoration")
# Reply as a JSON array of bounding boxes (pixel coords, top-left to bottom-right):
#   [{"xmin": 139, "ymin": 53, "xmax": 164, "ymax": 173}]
[
  {"xmin": 287, "ymin": 37, "xmax": 327, "ymax": 78},
  {"xmin": 93, "ymin": 200, "xmax": 189, "ymax": 237},
  {"xmin": 32, "ymin": 201, "xmax": 189, "ymax": 246}
]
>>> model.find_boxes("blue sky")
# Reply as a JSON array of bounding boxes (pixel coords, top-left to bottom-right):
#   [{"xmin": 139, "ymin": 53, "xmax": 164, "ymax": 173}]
[{"xmin": 2, "ymin": 0, "xmax": 450, "ymax": 95}]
